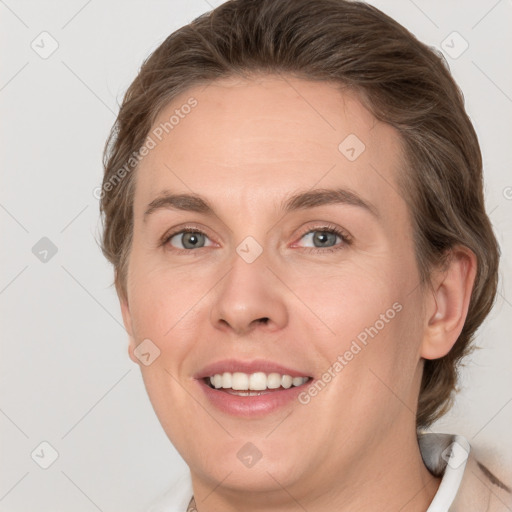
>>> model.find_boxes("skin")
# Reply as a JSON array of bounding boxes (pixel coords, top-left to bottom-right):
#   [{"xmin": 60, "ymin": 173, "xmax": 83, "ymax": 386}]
[{"xmin": 119, "ymin": 75, "xmax": 477, "ymax": 511}]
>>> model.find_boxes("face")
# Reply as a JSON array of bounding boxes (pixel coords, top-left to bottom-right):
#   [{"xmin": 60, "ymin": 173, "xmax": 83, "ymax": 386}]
[{"xmin": 121, "ymin": 75, "xmax": 429, "ymax": 498}]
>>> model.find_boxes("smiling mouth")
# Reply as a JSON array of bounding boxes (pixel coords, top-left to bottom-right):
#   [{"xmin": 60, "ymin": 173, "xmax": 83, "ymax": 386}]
[{"xmin": 203, "ymin": 371, "xmax": 313, "ymax": 395}]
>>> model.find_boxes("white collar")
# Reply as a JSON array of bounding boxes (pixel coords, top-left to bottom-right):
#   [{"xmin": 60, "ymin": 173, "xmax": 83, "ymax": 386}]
[{"xmin": 419, "ymin": 432, "xmax": 470, "ymax": 511}]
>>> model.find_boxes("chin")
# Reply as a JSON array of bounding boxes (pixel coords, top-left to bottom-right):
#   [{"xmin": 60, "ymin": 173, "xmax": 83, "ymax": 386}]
[{"xmin": 187, "ymin": 438, "xmax": 305, "ymax": 491}]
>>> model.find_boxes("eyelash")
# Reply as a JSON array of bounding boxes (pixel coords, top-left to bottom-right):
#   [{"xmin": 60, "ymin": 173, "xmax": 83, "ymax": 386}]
[
  {"xmin": 161, "ymin": 223, "xmax": 353, "ymax": 254},
  {"xmin": 294, "ymin": 223, "xmax": 353, "ymax": 253}
]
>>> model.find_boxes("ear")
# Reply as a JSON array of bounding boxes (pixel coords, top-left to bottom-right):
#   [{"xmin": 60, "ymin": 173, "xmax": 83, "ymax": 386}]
[
  {"xmin": 117, "ymin": 280, "xmax": 140, "ymax": 366},
  {"xmin": 420, "ymin": 246, "xmax": 477, "ymax": 360}
]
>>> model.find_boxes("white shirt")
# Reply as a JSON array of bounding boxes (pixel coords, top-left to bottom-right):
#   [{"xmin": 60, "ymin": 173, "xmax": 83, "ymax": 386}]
[{"xmin": 145, "ymin": 432, "xmax": 510, "ymax": 512}]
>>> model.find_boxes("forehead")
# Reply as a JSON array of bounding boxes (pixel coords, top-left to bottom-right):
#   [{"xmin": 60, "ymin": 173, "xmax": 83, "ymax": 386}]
[{"xmin": 134, "ymin": 75, "xmax": 407, "ymax": 225}]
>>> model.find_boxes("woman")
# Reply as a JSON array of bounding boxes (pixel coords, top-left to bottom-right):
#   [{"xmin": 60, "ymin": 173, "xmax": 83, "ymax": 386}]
[{"xmin": 98, "ymin": 0, "xmax": 511, "ymax": 510}]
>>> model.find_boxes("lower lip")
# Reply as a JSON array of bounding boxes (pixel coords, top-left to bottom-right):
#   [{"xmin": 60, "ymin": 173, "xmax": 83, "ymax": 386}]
[{"xmin": 197, "ymin": 378, "xmax": 310, "ymax": 417}]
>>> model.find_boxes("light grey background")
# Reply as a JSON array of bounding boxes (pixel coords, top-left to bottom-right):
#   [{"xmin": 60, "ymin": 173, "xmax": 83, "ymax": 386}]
[{"xmin": 1, "ymin": 1, "xmax": 511, "ymax": 511}]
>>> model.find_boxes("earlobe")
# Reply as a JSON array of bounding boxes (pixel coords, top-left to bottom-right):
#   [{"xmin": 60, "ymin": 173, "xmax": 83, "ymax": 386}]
[
  {"xmin": 118, "ymin": 286, "xmax": 140, "ymax": 366},
  {"xmin": 127, "ymin": 342, "xmax": 140, "ymax": 365},
  {"xmin": 420, "ymin": 247, "xmax": 477, "ymax": 360},
  {"xmin": 119, "ymin": 293, "xmax": 133, "ymax": 338}
]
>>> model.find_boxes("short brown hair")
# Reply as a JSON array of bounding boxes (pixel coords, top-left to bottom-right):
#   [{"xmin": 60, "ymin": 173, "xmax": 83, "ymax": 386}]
[{"xmin": 99, "ymin": 0, "xmax": 500, "ymax": 429}]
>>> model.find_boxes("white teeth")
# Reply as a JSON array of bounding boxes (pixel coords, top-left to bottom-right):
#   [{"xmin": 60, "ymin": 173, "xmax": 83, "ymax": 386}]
[
  {"xmin": 267, "ymin": 373, "xmax": 282, "ymax": 389},
  {"xmin": 281, "ymin": 375, "xmax": 293, "ymax": 389},
  {"xmin": 212, "ymin": 374, "xmax": 223, "ymax": 389},
  {"xmin": 249, "ymin": 372, "xmax": 267, "ymax": 391},
  {"xmin": 208, "ymin": 372, "xmax": 309, "ymax": 391},
  {"xmin": 231, "ymin": 372, "xmax": 249, "ymax": 390},
  {"xmin": 221, "ymin": 372, "xmax": 232, "ymax": 389},
  {"xmin": 292, "ymin": 376, "xmax": 304, "ymax": 387}
]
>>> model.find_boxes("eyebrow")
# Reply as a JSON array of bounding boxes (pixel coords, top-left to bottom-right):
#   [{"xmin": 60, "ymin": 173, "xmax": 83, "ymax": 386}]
[{"xmin": 143, "ymin": 187, "xmax": 380, "ymax": 220}]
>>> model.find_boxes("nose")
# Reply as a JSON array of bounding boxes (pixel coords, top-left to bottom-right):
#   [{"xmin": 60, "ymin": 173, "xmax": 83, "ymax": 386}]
[{"xmin": 209, "ymin": 248, "xmax": 288, "ymax": 337}]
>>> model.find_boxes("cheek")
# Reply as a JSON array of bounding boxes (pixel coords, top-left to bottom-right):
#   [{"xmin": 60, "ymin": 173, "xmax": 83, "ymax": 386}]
[
  {"xmin": 292, "ymin": 261, "xmax": 400, "ymax": 339},
  {"xmin": 296, "ymin": 260, "xmax": 419, "ymax": 387},
  {"xmin": 309, "ymin": 299, "xmax": 421, "ymax": 433},
  {"xmin": 126, "ymin": 272, "xmax": 205, "ymax": 436},
  {"xmin": 127, "ymin": 260, "xmax": 205, "ymax": 340}
]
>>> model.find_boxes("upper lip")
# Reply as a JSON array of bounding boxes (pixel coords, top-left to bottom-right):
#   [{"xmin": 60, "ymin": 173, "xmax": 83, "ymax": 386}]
[{"xmin": 194, "ymin": 359, "xmax": 312, "ymax": 379}]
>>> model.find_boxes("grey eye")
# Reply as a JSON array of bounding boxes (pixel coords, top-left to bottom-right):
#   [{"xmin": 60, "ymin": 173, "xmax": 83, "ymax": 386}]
[
  {"xmin": 170, "ymin": 231, "xmax": 209, "ymax": 249},
  {"xmin": 301, "ymin": 230, "xmax": 339, "ymax": 248}
]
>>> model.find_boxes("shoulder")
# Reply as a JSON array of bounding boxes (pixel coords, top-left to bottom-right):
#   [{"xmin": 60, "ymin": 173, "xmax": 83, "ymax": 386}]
[
  {"xmin": 451, "ymin": 449, "xmax": 512, "ymax": 511},
  {"xmin": 417, "ymin": 432, "xmax": 512, "ymax": 511}
]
